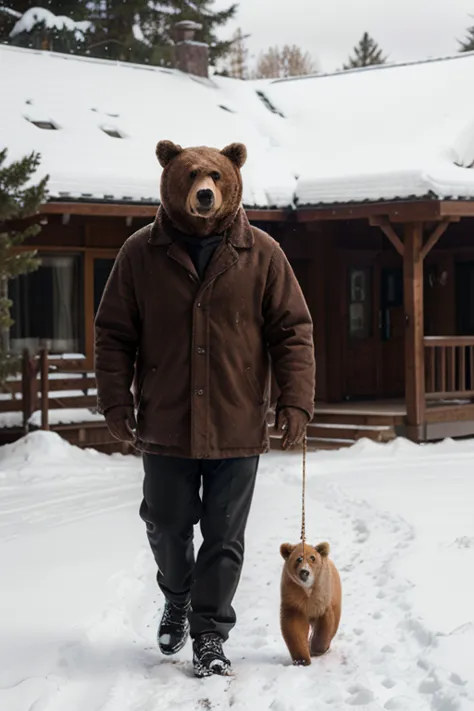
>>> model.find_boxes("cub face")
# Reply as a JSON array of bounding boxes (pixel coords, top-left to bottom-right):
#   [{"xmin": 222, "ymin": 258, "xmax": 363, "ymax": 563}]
[{"xmin": 280, "ymin": 541, "xmax": 330, "ymax": 589}]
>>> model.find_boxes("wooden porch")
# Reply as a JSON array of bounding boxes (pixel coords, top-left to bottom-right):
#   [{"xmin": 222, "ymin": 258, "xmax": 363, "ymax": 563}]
[{"xmin": 2, "ymin": 342, "xmax": 474, "ymax": 452}]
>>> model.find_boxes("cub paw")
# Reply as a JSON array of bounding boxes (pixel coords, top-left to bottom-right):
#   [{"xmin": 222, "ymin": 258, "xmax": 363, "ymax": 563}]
[{"xmin": 292, "ymin": 659, "xmax": 311, "ymax": 666}]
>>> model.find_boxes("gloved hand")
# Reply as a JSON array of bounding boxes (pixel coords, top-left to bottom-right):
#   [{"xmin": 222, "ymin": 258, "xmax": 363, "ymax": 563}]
[
  {"xmin": 276, "ymin": 406, "xmax": 310, "ymax": 450},
  {"xmin": 104, "ymin": 405, "xmax": 137, "ymax": 442}
]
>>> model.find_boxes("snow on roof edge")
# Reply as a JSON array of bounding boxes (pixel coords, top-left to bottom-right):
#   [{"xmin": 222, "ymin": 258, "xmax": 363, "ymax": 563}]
[
  {"xmin": 0, "ymin": 43, "xmax": 217, "ymax": 87},
  {"xmin": 269, "ymin": 50, "xmax": 474, "ymax": 86}
]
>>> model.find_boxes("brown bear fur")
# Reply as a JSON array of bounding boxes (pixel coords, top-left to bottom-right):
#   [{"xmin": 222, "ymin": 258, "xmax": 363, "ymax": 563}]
[
  {"xmin": 156, "ymin": 140, "xmax": 247, "ymax": 237},
  {"xmin": 280, "ymin": 541, "xmax": 341, "ymax": 666}
]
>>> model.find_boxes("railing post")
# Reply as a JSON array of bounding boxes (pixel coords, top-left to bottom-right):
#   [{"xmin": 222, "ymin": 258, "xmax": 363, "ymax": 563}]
[
  {"xmin": 21, "ymin": 349, "xmax": 37, "ymax": 434},
  {"xmin": 404, "ymin": 222, "xmax": 426, "ymax": 441},
  {"xmin": 40, "ymin": 348, "xmax": 50, "ymax": 431}
]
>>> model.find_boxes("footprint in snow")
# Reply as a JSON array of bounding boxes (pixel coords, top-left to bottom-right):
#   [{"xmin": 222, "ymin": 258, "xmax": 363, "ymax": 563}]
[
  {"xmin": 346, "ymin": 684, "xmax": 374, "ymax": 706},
  {"xmin": 418, "ymin": 675, "xmax": 442, "ymax": 694}
]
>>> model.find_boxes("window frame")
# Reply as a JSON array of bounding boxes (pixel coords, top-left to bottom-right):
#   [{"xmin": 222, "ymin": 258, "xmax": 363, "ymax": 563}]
[{"xmin": 12, "ymin": 246, "xmax": 118, "ymax": 368}]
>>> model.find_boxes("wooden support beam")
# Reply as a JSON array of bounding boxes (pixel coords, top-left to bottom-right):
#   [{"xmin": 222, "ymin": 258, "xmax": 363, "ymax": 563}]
[
  {"xmin": 40, "ymin": 201, "xmax": 291, "ymax": 222},
  {"xmin": 296, "ymin": 200, "xmax": 444, "ymax": 223},
  {"xmin": 369, "ymin": 216, "xmax": 404, "ymax": 256},
  {"xmin": 420, "ymin": 219, "xmax": 454, "ymax": 260},
  {"xmin": 404, "ymin": 222, "xmax": 425, "ymax": 441}
]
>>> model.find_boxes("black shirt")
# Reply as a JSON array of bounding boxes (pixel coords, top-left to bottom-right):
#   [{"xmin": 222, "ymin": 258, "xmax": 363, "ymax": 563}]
[{"xmin": 178, "ymin": 233, "xmax": 223, "ymax": 280}]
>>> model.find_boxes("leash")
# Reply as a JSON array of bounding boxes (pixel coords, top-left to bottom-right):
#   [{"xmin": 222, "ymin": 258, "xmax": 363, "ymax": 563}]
[{"xmin": 301, "ymin": 431, "xmax": 307, "ymax": 555}]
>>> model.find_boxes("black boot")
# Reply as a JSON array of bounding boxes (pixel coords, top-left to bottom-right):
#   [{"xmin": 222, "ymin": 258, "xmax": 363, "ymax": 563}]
[
  {"xmin": 192, "ymin": 633, "xmax": 232, "ymax": 678},
  {"xmin": 158, "ymin": 600, "xmax": 190, "ymax": 655}
]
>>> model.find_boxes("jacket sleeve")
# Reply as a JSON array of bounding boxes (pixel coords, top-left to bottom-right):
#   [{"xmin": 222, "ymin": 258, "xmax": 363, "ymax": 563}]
[
  {"xmin": 94, "ymin": 243, "xmax": 140, "ymax": 414},
  {"xmin": 262, "ymin": 244, "xmax": 315, "ymax": 420}
]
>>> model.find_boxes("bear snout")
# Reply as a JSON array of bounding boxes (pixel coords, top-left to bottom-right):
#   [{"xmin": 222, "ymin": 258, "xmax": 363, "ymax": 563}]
[
  {"xmin": 299, "ymin": 569, "xmax": 310, "ymax": 582},
  {"xmin": 197, "ymin": 189, "xmax": 215, "ymax": 209}
]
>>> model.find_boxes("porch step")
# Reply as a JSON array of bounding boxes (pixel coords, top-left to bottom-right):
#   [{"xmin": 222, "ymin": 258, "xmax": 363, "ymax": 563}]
[
  {"xmin": 312, "ymin": 411, "xmax": 405, "ymax": 427},
  {"xmin": 307, "ymin": 423, "xmax": 396, "ymax": 443},
  {"xmin": 269, "ymin": 420, "xmax": 397, "ymax": 451}
]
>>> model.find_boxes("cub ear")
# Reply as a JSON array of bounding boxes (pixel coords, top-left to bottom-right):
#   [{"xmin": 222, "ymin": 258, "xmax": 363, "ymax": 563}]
[
  {"xmin": 221, "ymin": 142, "xmax": 247, "ymax": 168},
  {"xmin": 280, "ymin": 543, "xmax": 295, "ymax": 560},
  {"xmin": 315, "ymin": 542, "xmax": 330, "ymax": 557},
  {"xmin": 156, "ymin": 140, "xmax": 183, "ymax": 168}
]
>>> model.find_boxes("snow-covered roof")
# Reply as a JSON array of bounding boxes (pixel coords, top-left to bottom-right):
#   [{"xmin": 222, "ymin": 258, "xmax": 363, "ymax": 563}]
[
  {"xmin": 0, "ymin": 45, "xmax": 295, "ymax": 209},
  {"xmin": 261, "ymin": 53, "xmax": 474, "ymax": 206},
  {"xmin": 3, "ymin": 45, "xmax": 474, "ymax": 210}
]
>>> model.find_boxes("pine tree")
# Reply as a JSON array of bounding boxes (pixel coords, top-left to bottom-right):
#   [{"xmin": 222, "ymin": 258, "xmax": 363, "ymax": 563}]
[
  {"xmin": 143, "ymin": 0, "xmax": 238, "ymax": 67},
  {"xmin": 254, "ymin": 44, "xmax": 316, "ymax": 79},
  {"xmin": 459, "ymin": 17, "xmax": 474, "ymax": 52},
  {"xmin": 227, "ymin": 27, "xmax": 249, "ymax": 79},
  {"xmin": 0, "ymin": 150, "xmax": 48, "ymax": 389},
  {"xmin": 343, "ymin": 32, "xmax": 387, "ymax": 69},
  {"xmin": 84, "ymin": 1, "xmax": 151, "ymax": 63},
  {"xmin": 7, "ymin": 4, "xmax": 92, "ymax": 55},
  {"xmin": 5, "ymin": 1, "xmax": 238, "ymax": 67}
]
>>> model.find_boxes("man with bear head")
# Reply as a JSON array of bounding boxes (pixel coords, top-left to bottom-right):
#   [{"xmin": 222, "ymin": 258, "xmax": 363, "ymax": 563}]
[{"xmin": 95, "ymin": 140, "xmax": 315, "ymax": 677}]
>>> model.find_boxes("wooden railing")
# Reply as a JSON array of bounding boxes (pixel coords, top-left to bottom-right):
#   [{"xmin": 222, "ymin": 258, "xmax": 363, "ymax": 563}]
[
  {"xmin": 0, "ymin": 349, "xmax": 98, "ymax": 431},
  {"xmin": 424, "ymin": 337, "xmax": 474, "ymax": 400}
]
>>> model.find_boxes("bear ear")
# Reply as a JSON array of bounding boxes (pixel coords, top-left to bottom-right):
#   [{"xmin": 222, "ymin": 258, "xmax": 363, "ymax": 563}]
[
  {"xmin": 221, "ymin": 142, "xmax": 247, "ymax": 169},
  {"xmin": 280, "ymin": 543, "xmax": 295, "ymax": 560},
  {"xmin": 315, "ymin": 542, "xmax": 330, "ymax": 558},
  {"xmin": 156, "ymin": 140, "xmax": 183, "ymax": 168}
]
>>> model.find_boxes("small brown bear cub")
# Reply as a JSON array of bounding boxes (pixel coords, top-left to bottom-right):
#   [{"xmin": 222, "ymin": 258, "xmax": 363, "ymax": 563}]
[{"xmin": 280, "ymin": 541, "xmax": 342, "ymax": 666}]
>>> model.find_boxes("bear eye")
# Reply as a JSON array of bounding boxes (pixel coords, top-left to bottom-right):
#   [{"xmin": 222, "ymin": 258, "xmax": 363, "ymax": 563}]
[
  {"xmin": 310, "ymin": 555, "xmax": 316, "ymax": 562},
  {"xmin": 190, "ymin": 169, "xmax": 198, "ymax": 179},
  {"xmin": 296, "ymin": 556, "xmax": 303, "ymax": 564},
  {"xmin": 210, "ymin": 171, "xmax": 221, "ymax": 181}
]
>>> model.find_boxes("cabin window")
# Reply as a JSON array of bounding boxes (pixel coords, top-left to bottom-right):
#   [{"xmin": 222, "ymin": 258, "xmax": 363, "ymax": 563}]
[
  {"xmin": 9, "ymin": 254, "xmax": 83, "ymax": 355},
  {"xmin": 348, "ymin": 267, "xmax": 372, "ymax": 339}
]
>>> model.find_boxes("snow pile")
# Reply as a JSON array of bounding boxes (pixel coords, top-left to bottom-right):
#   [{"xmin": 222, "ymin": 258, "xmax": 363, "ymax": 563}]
[
  {"xmin": 0, "ymin": 430, "xmax": 104, "ymax": 482},
  {"xmin": 10, "ymin": 7, "xmax": 91, "ymax": 40},
  {"xmin": 0, "ymin": 45, "xmax": 295, "ymax": 209},
  {"xmin": 1, "ymin": 433, "xmax": 473, "ymax": 709},
  {"xmin": 263, "ymin": 53, "xmax": 474, "ymax": 205}
]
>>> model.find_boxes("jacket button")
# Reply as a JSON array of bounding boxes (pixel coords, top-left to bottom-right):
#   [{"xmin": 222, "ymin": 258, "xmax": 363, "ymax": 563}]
[
  {"xmin": 197, "ymin": 302, "xmax": 202, "ymax": 308},
  {"xmin": 196, "ymin": 389, "xmax": 204, "ymax": 396},
  {"xmin": 151, "ymin": 367, "xmax": 157, "ymax": 372},
  {"xmin": 197, "ymin": 347, "xmax": 205, "ymax": 355}
]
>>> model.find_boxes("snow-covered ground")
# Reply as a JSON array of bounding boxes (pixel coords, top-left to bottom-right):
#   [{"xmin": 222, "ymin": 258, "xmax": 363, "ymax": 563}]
[{"xmin": 1, "ymin": 432, "xmax": 473, "ymax": 711}]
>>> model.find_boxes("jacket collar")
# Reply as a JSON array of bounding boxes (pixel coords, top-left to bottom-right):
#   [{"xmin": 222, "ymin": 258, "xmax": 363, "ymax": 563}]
[{"xmin": 149, "ymin": 206, "xmax": 254, "ymax": 250}]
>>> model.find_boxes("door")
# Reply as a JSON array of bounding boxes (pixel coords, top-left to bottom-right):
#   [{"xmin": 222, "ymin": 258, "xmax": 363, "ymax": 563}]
[
  {"xmin": 342, "ymin": 261, "xmax": 405, "ymax": 400},
  {"xmin": 455, "ymin": 261, "xmax": 474, "ymax": 390},
  {"xmin": 343, "ymin": 264, "xmax": 380, "ymax": 398},
  {"xmin": 380, "ymin": 267, "xmax": 405, "ymax": 397},
  {"xmin": 456, "ymin": 261, "xmax": 474, "ymax": 335}
]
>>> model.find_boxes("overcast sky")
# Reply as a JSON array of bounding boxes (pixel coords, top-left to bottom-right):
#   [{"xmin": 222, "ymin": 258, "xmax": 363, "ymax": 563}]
[{"xmin": 214, "ymin": 0, "xmax": 474, "ymax": 72}]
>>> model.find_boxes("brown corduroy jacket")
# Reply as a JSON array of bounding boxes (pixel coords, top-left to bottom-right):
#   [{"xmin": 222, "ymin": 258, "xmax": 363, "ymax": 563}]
[{"xmin": 95, "ymin": 207, "xmax": 315, "ymax": 458}]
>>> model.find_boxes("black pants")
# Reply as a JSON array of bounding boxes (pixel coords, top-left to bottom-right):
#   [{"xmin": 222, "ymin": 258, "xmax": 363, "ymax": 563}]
[{"xmin": 139, "ymin": 454, "xmax": 259, "ymax": 641}]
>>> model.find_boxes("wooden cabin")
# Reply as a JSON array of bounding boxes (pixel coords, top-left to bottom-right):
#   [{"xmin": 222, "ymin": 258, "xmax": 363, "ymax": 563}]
[{"xmin": 3, "ymin": 45, "xmax": 474, "ymax": 450}]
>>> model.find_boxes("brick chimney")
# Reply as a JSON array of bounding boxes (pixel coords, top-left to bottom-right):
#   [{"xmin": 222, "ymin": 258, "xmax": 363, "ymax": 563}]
[{"xmin": 172, "ymin": 20, "xmax": 209, "ymax": 78}]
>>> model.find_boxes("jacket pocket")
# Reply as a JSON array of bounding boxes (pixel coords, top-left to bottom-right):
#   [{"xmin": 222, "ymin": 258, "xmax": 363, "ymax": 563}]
[{"xmin": 244, "ymin": 366, "xmax": 265, "ymax": 406}]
